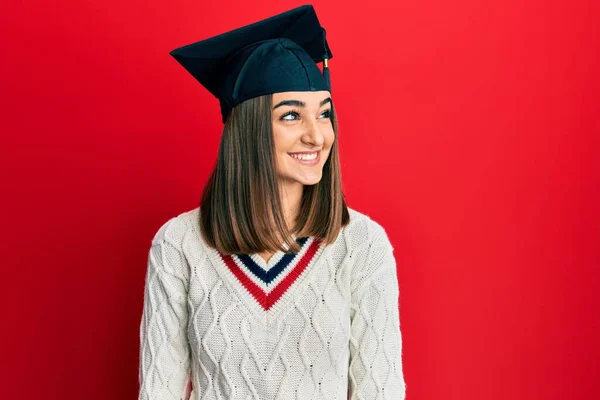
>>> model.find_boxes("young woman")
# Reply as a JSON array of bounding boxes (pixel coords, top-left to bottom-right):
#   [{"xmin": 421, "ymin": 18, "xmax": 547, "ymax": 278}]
[{"xmin": 138, "ymin": 5, "xmax": 406, "ymax": 400}]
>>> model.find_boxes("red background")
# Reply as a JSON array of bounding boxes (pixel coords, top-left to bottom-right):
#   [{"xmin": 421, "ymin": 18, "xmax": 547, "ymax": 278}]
[{"xmin": 1, "ymin": 0, "xmax": 598, "ymax": 399}]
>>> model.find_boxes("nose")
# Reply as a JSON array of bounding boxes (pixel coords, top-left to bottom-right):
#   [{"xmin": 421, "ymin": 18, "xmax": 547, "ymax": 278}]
[{"xmin": 301, "ymin": 117, "xmax": 326, "ymax": 147}]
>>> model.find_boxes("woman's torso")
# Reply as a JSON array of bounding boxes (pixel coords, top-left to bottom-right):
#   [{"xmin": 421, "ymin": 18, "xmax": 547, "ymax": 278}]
[{"xmin": 179, "ymin": 207, "xmax": 360, "ymax": 399}]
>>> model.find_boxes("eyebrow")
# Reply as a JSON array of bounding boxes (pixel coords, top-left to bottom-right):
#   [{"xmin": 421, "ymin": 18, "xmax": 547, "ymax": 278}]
[{"xmin": 273, "ymin": 97, "xmax": 331, "ymax": 109}]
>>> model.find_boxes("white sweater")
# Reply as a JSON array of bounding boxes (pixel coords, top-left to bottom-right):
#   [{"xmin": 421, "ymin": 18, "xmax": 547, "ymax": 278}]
[{"xmin": 138, "ymin": 206, "xmax": 406, "ymax": 400}]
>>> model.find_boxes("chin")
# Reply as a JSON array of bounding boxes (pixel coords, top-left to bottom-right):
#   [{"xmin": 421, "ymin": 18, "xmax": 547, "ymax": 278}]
[
  {"xmin": 297, "ymin": 177, "xmax": 322, "ymax": 186},
  {"xmin": 296, "ymin": 171, "xmax": 324, "ymax": 185},
  {"xmin": 280, "ymin": 172, "xmax": 323, "ymax": 187}
]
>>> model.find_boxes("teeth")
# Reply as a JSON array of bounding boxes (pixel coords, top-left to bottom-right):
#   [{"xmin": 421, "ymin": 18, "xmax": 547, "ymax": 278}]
[{"xmin": 290, "ymin": 152, "xmax": 317, "ymax": 161}]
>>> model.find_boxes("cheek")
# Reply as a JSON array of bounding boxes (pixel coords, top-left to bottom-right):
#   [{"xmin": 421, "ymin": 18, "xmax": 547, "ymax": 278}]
[
  {"xmin": 324, "ymin": 126, "xmax": 336, "ymax": 147},
  {"xmin": 272, "ymin": 126, "xmax": 300, "ymax": 151}
]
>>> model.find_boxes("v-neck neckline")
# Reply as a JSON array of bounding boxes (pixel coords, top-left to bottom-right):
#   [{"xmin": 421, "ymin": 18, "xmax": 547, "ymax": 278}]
[
  {"xmin": 204, "ymin": 235, "xmax": 328, "ymax": 324},
  {"xmin": 234, "ymin": 237, "xmax": 312, "ymax": 286}
]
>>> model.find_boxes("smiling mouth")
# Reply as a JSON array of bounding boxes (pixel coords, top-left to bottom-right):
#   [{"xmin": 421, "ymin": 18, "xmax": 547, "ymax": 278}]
[{"xmin": 288, "ymin": 151, "xmax": 320, "ymax": 165}]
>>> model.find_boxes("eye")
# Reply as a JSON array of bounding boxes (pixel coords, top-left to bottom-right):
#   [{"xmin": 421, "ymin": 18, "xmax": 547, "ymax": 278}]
[
  {"xmin": 280, "ymin": 111, "xmax": 300, "ymax": 121},
  {"xmin": 319, "ymin": 109, "xmax": 332, "ymax": 119}
]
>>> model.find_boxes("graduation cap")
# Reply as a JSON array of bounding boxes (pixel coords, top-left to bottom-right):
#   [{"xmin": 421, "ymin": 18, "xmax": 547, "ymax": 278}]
[{"xmin": 169, "ymin": 5, "xmax": 332, "ymax": 123}]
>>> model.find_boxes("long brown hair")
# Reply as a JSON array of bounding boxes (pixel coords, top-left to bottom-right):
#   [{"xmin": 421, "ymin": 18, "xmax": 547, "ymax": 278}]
[{"xmin": 199, "ymin": 93, "xmax": 349, "ymax": 255}]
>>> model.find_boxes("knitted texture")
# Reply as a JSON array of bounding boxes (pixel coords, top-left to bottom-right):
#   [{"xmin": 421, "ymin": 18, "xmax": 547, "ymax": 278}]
[{"xmin": 138, "ymin": 207, "xmax": 406, "ymax": 399}]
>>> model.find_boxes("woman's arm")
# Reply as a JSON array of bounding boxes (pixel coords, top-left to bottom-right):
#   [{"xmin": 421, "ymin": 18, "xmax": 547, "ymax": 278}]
[
  {"xmin": 138, "ymin": 220, "xmax": 192, "ymax": 400},
  {"xmin": 348, "ymin": 220, "xmax": 407, "ymax": 399}
]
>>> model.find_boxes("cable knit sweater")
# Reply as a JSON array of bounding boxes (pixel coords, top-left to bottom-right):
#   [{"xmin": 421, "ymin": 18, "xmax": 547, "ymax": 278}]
[{"xmin": 138, "ymin": 206, "xmax": 406, "ymax": 400}]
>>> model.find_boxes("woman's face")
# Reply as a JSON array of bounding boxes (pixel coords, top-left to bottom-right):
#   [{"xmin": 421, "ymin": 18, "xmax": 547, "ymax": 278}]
[{"xmin": 271, "ymin": 90, "xmax": 334, "ymax": 187}]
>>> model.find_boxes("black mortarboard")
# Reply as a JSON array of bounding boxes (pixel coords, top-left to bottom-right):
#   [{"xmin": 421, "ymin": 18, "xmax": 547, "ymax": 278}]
[{"xmin": 169, "ymin": 5, "xmax": 332, "ymax": 123}]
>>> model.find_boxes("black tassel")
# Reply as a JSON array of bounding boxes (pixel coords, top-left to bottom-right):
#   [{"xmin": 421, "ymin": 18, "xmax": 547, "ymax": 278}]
[
  {"xmin": 323, "ymin": 59, "xmax": 331, "ymax": 92},
  {"xmin": 322, "ymin": 27, "xmax": 331, "ymax": 92}
]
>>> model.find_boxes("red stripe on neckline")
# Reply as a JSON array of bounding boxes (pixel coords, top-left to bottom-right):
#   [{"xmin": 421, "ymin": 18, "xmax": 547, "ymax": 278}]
[{"xmin": 221, "ymin": 239, "xmax": 321, "ymax": 311}]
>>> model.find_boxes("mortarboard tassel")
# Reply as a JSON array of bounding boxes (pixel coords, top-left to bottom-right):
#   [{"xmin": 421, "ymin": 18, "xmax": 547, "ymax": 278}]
[
  {"xmin": 322, "ymin": 27, "xmax": 331, "ymax": 92},
  {"xmin": 323, "ymin": 58, "xmax": 331, "ymax": 92}
]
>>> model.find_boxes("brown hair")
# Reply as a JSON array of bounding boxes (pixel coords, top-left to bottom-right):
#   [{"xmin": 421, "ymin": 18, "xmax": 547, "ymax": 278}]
[{"xmin": 199, "ymin": 93, "xmax": 349, "ymax": 255}]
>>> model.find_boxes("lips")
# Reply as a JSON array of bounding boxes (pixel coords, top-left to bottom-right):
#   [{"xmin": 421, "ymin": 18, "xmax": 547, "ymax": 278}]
[{"xmin": 288, "ymin": 151, "xmax": 320, "ymax": 165}]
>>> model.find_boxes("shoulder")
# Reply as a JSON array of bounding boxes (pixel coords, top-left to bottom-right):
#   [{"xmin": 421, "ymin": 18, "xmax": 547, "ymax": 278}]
[
  {"xmin": 343, "ymin": 206, "xmax": 394, "ymax": 251},
  {"xmin": 345, "ymin": 207, "xmax": 396, "ymax": 294},
  {"xmin": 150, "ymin": 207, "xmax": 201, "ymax": 250}
]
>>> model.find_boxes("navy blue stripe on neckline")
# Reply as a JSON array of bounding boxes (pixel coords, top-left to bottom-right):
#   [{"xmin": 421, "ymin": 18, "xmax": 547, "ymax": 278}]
[{"xmin": 235, "ymin": 237, "xmax": 310, "ymax": 284}]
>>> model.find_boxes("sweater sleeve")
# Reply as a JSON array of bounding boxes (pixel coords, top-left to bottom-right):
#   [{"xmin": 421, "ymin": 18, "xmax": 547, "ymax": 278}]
[
  {"xmin": 138, "ymin": 221, "xmax": 193, "ymax": 400},
  {"xmin": 348, "ymin": 220, "xmax": 407, "ymax": 400}
]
